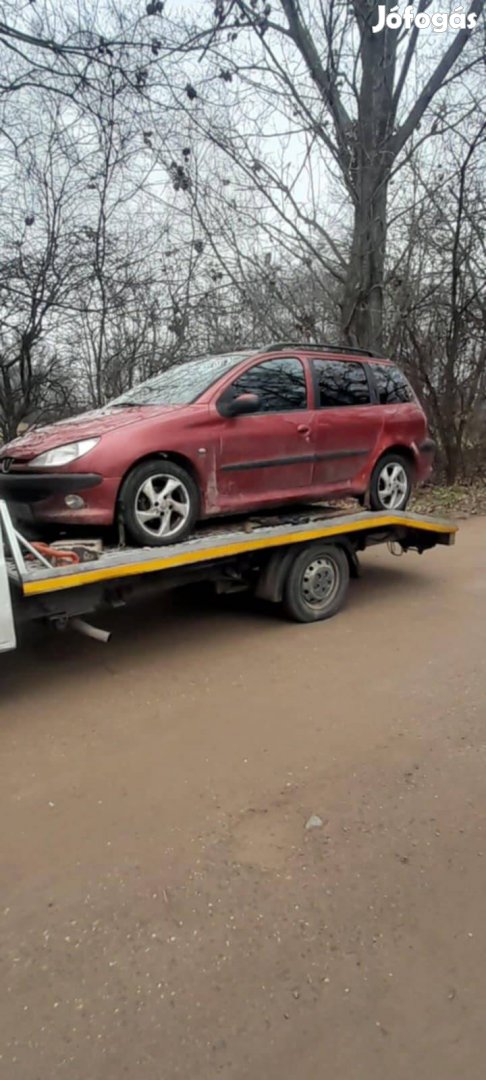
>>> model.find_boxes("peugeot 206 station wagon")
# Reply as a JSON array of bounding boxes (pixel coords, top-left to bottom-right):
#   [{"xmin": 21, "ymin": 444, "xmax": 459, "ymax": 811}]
[{"xmin": 0, "ymin": 343, "xmax": 435, "ymax": 546}]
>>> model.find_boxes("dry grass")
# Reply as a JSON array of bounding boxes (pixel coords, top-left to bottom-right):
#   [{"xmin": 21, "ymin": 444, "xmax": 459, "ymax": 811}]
[{"xmin": 411, "ymin": 482, "xmax": 486, "ymax": 519}]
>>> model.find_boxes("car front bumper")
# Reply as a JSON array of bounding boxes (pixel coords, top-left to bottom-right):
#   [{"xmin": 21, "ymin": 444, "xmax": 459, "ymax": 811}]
[
  {"xmin": 0, "ymin": 472, "xmax": 102, "ymax": 502},
  {"xmin": 0, "ymin": 471, "xmax": 118, "ymax": 527}
]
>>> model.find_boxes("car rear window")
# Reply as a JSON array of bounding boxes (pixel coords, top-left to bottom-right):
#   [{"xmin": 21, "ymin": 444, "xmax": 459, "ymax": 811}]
[
  {"xmin": 371, "ymin": 364, "xmax": 415, "ymax": 404},
  {"xmin": 312, "ymin": 359, "xmax": 371, "ymax": 408}
]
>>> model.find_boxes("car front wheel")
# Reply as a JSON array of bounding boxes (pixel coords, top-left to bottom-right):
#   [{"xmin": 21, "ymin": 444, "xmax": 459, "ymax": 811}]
[
  {"xmin": 369, "ymin": 453, "xmax": 412, "ymax": 512},
  {"xmin": 120, "ymin": 460, "xmax": 199, "ymax": 546}
]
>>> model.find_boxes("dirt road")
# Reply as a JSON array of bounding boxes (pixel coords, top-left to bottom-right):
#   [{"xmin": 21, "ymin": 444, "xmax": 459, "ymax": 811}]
[{"xmin": 1, "ymin": 517, "xmax": 485, "ymax": 1080}]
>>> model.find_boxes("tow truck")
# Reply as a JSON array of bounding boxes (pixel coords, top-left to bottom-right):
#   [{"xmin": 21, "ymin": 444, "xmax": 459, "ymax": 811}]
[{"xmin": 0, "ymin": 495, "xmax": 456, "ymax": 654}]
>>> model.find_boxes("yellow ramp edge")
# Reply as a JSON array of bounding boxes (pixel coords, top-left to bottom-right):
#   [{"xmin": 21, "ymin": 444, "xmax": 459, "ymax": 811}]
[{"xmin": 21, "ymin": 514, "xmax": 457, "ymax": 598}]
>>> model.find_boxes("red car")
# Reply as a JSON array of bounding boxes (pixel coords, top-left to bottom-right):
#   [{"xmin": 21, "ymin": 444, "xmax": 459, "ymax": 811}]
[{"xmin": 0, "ymin": 343, "xmax": 434, "ymax": 545}]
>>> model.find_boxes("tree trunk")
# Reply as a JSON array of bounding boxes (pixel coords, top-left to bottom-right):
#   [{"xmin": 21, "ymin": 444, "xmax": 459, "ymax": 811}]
[
  {"xmin": 341, "ymin": 168, "xmax": 388, "ymax": 352},
  {"xmin": 340, "ymin": 6, "xmax": 397, "ymax": 353},
  {"xmin": 443, "ymin": 441, "xmax": 461, "ymax": 485}
]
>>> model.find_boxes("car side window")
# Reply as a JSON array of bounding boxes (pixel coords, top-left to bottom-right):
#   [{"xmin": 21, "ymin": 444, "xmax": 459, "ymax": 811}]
[
  {"xmin": 312, "ymin": 360, "xmax": 371, "ymax": 408},
  {"xmin": 371, "ymin": 364, "xmax": 415, "ymax": 404},
  {"xmin": 228, "ymin": 358, "xmax": 307, "ymax": 413}
]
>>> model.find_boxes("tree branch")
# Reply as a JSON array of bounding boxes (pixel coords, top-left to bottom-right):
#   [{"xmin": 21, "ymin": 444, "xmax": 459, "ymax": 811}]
[{"xmin": 391, "ymin": 0, "xmax": 485, "ymax": 156}]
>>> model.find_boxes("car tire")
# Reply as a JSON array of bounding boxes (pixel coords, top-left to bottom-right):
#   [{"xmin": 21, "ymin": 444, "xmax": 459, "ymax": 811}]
[
  {"xmin": 119, "ymin": 459, "xmax": 200, "ymax": 546},
  {"xmin": 369, "ymin": 453, "xmax": 412, "ymax": 512},
  {"xmin": 283, "ymin": 543, "xmax": 350, "ymax": 623}
]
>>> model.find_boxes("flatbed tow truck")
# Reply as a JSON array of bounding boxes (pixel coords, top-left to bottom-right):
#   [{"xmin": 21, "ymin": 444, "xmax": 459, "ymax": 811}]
[{"xmin": 0, "ymin": 495, "xmax": 457, "ymax": 654}]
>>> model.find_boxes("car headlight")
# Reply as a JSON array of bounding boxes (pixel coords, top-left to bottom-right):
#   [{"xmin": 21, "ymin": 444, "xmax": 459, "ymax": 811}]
[{"xmin": 28, "ymin": 438, "xmax": 100, "ymax": 468}]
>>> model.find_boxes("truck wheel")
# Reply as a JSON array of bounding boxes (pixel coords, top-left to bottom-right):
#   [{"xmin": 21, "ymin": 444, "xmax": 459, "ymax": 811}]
[
  {"xmin": 369, "ymin": 453, "xmax": 412, "ymax": 512},
  {"xmin": 283, "ymin": 543, "xmax": 350, "ymax": 623},
  {"xmin": 120, "ymin": 460, "xmax": 199, "ymax": 546}
]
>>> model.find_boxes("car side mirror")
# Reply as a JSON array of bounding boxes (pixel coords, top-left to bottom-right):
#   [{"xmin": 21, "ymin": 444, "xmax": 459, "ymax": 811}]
[{"xmin": 218, "ymin": 392, "xmax": 261, "ymax": 418}]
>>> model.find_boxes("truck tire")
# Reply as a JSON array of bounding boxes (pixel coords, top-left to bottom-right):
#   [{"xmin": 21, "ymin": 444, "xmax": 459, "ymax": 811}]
[{"xmin": 283, "ymin": 543, "xmax": 350, "ymax": 623}]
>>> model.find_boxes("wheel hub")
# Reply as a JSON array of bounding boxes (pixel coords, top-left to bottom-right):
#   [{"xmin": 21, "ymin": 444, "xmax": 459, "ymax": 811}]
[
  {"xmin": 302, "ymin": 557, "xmax": 338, "ymax": 607},
  {"xmin": 377, "ymin": 463, "xmax": 408, "ymax": 510},
  {"xmin": 135, "ymin": 474, "xmax": 191, "ymax": 539}
]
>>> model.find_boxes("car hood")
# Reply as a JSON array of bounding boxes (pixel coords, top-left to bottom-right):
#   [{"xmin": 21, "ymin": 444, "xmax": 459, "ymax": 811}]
[{"xmin": 2, "ymin": 405, "xmax": 183, "ymax": 461}]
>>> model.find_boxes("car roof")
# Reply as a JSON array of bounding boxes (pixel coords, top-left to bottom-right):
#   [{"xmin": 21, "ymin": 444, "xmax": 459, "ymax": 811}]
[
  {"xmin": 252, "ymin": 343, "xmax": 391, "ymax": 364},
  {"xmin": 180, "ymin": 346, "xmax": 392, "ymax": 367}
]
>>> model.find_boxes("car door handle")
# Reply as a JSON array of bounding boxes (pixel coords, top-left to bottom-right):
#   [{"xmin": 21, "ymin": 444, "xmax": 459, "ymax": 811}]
[{"xmin": 297, "ymin": 425, "xmax": 311, "ymax": 436}]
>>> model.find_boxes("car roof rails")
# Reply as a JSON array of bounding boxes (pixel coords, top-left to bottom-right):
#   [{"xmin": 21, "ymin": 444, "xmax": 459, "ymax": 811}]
[{"xmin": 261, "ymin": 342, "xmax": 383, "ymax": 358}]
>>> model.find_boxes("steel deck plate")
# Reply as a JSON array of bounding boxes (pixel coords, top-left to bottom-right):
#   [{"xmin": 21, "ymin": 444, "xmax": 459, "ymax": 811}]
[{"xmin": 13, "ymin": 509, "xmax": 457, "ymax": 598}]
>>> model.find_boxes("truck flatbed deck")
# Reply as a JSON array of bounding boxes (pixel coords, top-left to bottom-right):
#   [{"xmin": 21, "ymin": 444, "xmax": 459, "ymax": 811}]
[{"xmin": 0, "ymin": 499, "xmax": 457, "ymax": 653}]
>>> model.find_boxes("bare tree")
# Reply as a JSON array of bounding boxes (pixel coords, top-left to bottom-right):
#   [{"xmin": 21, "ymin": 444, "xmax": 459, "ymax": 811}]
[
  {"xmin": 0, "ymin": 110, "xmax": 86, "ymax": 437},
  {"xmin": 0, "ymin": 0, "xmax": 178, "ymax": 102},
  {"xmin": 185, "ymin": 0, "xmax": 485, "ymax": 351},
  {"xmin": 387, "ymin": 121, "xmax": 486, "ymax": 480}
]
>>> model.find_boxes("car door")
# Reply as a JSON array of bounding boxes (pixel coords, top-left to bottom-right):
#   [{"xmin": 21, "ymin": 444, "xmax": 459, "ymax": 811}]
[
  {"xmin": 309, "ymin": 359, "xmax": 381, "ymax": 490},
  {"xmin": 214, "ymin": 356, "xmax": 314, "ymax": 509}
]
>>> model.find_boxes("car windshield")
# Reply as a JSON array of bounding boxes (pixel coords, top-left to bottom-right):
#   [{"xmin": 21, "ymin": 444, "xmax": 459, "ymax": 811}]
[{"xmin": 109, "ymin": 352, "xmax": 255, "ymax": 408}]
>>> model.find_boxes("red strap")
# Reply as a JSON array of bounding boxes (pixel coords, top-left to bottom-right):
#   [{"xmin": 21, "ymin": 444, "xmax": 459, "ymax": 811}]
[{"xmin": 31, "ymin": 542, "xmax": 80, "ymax": 566}]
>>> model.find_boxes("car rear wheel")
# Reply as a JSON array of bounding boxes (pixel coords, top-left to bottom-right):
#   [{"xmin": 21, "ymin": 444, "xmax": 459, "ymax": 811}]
[
  {"xmin": 283, "ymin": 543, "xmax": 350, "ymax": 623},
  {"xmin": 369, "ymin": 453, "xmax": 412, "ymax": 512},
  {"xmin": 120, "ymin": 460, "xmax": 199, "ymax": 546}
]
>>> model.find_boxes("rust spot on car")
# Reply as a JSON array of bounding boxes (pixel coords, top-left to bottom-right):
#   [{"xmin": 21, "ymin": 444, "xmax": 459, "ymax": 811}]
[{"xmin": 204, "ymin": 447, "xmax": 221, "ymax": 513}]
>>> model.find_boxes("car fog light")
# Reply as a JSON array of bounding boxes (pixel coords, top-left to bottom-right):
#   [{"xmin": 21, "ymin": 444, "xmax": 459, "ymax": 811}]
[{"xmin": 65, "ymin": 495, "xmax": 85, "ymax": 510}]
